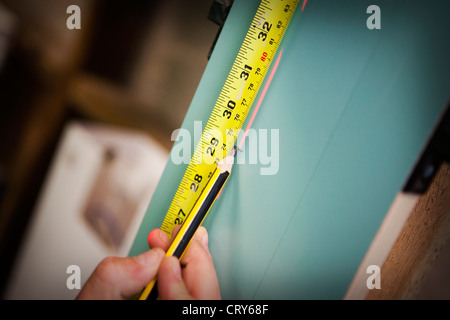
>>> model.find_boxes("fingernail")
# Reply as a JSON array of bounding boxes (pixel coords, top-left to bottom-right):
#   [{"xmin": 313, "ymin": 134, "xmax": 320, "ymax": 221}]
[
  {"xmin": 201, "ymin": 231, "xmax": 209, "ymax": 249},
  {"xmin": 168, "ymin": 257, "xmax": 182, "ymax": 281},
  {"xmin": 159, "ymin": 229, "xmax": 170, "ymax": 244},
  {"xmin": 194, "ymin": 230, "xmax": 209, "ymax": 251}
]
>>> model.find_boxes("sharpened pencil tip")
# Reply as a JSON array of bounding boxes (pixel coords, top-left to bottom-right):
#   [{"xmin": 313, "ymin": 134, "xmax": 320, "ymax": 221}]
[{"xmin": 218, "ymin": 148, "xmax": 237, "ymax": 173}]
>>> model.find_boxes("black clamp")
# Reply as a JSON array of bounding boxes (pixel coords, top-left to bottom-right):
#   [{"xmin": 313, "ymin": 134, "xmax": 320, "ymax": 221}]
[
  {"xmin": 403, "ymin": 101, "xmax": 450, "ymax": 194},
  {"xmin": 207, "ymin": 0, "xmax": 234, "ymax": 59}
]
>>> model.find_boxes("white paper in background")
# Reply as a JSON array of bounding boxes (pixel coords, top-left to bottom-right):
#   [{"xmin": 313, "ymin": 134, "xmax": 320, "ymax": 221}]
[{"xmin": 5, "ymin": 122, "xmax": 168, "ymax": 300}]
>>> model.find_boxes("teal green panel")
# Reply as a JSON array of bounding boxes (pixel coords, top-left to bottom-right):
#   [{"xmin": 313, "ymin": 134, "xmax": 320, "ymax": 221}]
[
  {"xmin": 130, "ymin": 0, "xmax": 450, "ymax": 299},
  {"xmin": 252, "ymin": 0, "xmax": 450, "ymax": 299},
  {"xmin": 128, "ymin": 0, "xmax": 262, "ymax": 257}
]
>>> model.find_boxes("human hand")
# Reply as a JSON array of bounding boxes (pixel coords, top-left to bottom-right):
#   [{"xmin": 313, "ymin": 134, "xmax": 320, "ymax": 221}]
[
  {"xmin": 75, "ymin": 246, "xmax": 164, "ymax": 300},
  {"xmin": 148, "ymin": 226, "xmax": 221, "ymax": 300},
  {"xmin": 76, "ymin": 226, "xmax": 220, "ymax": 300}
]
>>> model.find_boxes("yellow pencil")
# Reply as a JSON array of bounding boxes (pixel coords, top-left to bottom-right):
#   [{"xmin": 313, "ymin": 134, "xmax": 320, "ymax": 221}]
[{"xmin": 139, "ymin": 147, "xmax": 237, "ymax": 300}]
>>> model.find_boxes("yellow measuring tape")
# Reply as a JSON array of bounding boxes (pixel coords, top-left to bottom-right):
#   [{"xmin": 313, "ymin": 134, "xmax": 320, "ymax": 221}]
[
  {"xmin": 137, "ymin": 0, "xmax": 300, "ymax": 300},
  {"xmin": 160, "ymin": 0, "xmax": 299, "ymax": 239}
]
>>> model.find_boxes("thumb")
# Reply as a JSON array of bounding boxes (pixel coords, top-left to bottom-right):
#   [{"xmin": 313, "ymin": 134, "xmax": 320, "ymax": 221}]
[
  {"xmin": 157, "ymin": 256, "xmax": 193, "ymax": 300},
  {"xmin": 76, "ymin": 248, "xmax": 165, "ymax": 300}
]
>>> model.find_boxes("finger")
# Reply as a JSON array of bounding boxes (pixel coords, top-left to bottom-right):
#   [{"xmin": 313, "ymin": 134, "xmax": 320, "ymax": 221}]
[
  {"xmin": 180, "ymin": 226, "xmax": 209, "ymax": 265},
  {"xmin": 76, "ymin": 248, "xmax": 165, "ymax": 300},
  {"xmin": 147, "ymin": 225, "xmax": 182, "ymax": 251},
  {"xmin": 158, "ymin": 256, "xmax": 193, "ymax": 300},
  {"xmin": 147, "ymin": 229, "xmax": 171, "ymax": 251},
  {"xmin": 180, "ymin": 227, "xmax": 221, "ymax": 300}
]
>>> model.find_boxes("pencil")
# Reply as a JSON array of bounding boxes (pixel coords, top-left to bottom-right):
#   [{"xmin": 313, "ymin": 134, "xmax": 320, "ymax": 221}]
[{"xmin": 138, "ymin": 147, "xmax": 237, "ymax": 300}]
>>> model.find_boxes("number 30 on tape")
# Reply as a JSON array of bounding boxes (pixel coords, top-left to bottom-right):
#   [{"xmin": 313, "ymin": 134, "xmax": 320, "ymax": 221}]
[{"xmin": 161, "ymin": 0, "xmax": 300, "ymax": 237}]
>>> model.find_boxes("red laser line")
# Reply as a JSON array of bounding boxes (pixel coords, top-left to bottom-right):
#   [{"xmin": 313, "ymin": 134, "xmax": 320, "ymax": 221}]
[
  {"xmin": 238, "ymin": 49, "xmax": 283, "ymax": 150},
  {"xmin": 302, "ymin": 0, "xmax": 308, "ymax": 11}
]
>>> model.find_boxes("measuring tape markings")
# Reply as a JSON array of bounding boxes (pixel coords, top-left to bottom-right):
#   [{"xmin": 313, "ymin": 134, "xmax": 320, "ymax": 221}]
[{"xmin": 160, "ymin": 0, "xmax": 300, "ymax": 238}]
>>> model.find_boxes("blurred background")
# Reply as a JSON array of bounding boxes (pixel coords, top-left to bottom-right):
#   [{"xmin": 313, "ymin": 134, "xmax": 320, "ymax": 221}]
[
  {"xmin": 0, "ymin": 0, "xmax": 228, "ymax": 299},
  {"xmin": 0, "ymin": 0, "xmax": 448, "ymax": 300}
]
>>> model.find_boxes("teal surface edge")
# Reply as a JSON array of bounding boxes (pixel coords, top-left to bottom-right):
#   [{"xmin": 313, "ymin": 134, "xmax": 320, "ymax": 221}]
[{"xmin": 129, "ymin": 0, "xmax": 450, "ymax": 299}]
